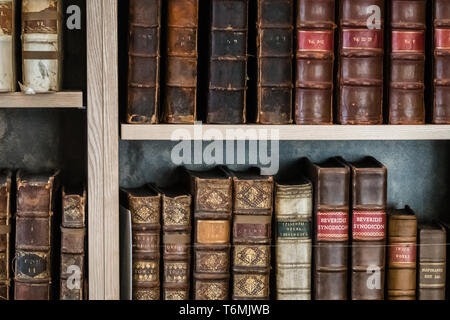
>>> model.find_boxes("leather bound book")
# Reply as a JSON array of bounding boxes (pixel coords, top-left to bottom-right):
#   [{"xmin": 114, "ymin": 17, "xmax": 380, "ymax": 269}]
[
  {"xmin": 127, "ymin": 0, "xmax": 161, "ymax": 124},
  {"xmin": 303, "ymin": 158, "xmax": 350, "ymax": 300},
  {"xmin": 0, "ymin": 0, "xmax": 15, "ymax": 92},
  {"xmin": 387, "ymin": 207, "xmax": 417, "ymax": 300},
  {"xmin": 22, "ymin": 0, "xmax": 62, "ymax": 93},
  {"xmin": 418, "ymin": 223, "xmax": 446, "ymax": 300},
  {"xmin": 121, "ymin": 186, "xmax": 161, "ymax": 300},
  {"xmin": 187, "ymin": 168, "xmax": 232, "ymax": 300},
  {"xmin": 60, "ymin": 188, "xmax": 86, "ymax": 300},
  {"xmin": 0, "ymin": 170, "xmax": 11, "ymax": 300},
  {"xmin": 295, "ymin": 0, "xmax": 336, "ymax": 124},
  {"xmin": 207, "ymin": 0, "xmax": 248, "ymax": 124},
  {"xmin": 338, "ymin": 0, "xmax": 384, "ymax": 124},
  {"xmin": 15, "ymin": 170, "xmax": 59, "ymax": 300},
  {"xmin": 275, "ymin": 177, "xmax": 313, "ymax": 300},
  {"xmin": 389, "ymin": 0, "xmax": 426, "ymax": 124},
  {"xmin": 164, "ymin": 0, "xmax": 199, "ymax": 124},
  {"xmin": 256, "ymin": 0, "xmax": 293, "ymax": 124}
]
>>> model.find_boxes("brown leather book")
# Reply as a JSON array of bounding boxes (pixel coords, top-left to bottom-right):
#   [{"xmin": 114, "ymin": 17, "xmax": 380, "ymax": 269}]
[
  {"xmin": 303, "ymin": 158, "xmax": 350, "ymax": 300},
  {"xmin": 164, "ymin": 0, "xmax": 199, "ymax": 124},
  {"xmin": 388, "ymin": 0, "xmax": 426, "ymax": 124},
  {"xmin": 222, "ymin": 168, "xmax": 273, "ymax": 300},
  {"xmin": 187, "ymin": 168, "xmax": 232, "ymax": 300},
  {"xmin": 295, "ymin": 0, "xmax": 336, "ymax": 124},
  {"xmin": 0, "ymin": 0, "xmax": 15, "ymax": 92},
  {"xmin": 0, "ymin": 170, "xmax": 11, "ymax": 300},
  {"xmin": 207, "ymin": 0, "xmax": 248, "ymax": 124},
  {"xmin": 256, "ymin": 0, "xmax": 293, "ymax": 124},
  {"xmin": 121, "ymin": 186, "xmax": 161, "ymax": 300},
  {"xmin": 60, "ymin": 188, "xmax": 86, "ymax": 300},
  {"xmin": 418, "ymin": 223, "xmax": 446, "ymax": 300},
  {"xmin": 387, "ymin": 206, "xmax": 417, "ymax": 300},
  {"xmin": 127, "ymin": 0, "xmax": 161, "ymax": 124},
  {"xmin": 338, "ymin": 0, "xmax": 384, "ymax": 124},
  {"xmin": 433, "ymin": 0, "xmax": 450, "ymax": 123},
  {"xmin": 14, "ymin": 170, "xmax": 59, "ymax": 300}
]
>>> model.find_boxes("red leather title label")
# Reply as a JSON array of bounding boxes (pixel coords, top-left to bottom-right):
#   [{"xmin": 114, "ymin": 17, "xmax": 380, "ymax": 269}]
[
  {"xmin": 435, "ymin": 29, "xmax": 450, "ymax": 49},
  {"xmin": 389, "ymin": 243, "xmax": 416, "ymax": 264},
  {"xmin": 316, "ymin": 211, "xmax": 348, "ymax": 241},
  {"xmin": 235, "ymin": 223, "xmax": 269, "ymax": 239},
  {"xmin": 297, "ymin": 30, "xmax": 334, "ymax": 52},
  {"xmin": 352, "ymin": 210, "xmax": 386, "ymax": 240},
  {"xmin": 392, "ymin": 31, "xmax": 425, "ymax": 52},
  {"xmin": 342, "ymin": 29, "xmax": 383, "ymax": 50},
  {"xmin": 0, "ymin": 2, "xmax": 12, "ymax": 35}
]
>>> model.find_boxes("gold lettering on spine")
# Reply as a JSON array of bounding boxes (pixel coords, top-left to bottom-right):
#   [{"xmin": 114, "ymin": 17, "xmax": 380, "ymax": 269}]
[{"xmin": 197, "ymin": 220, "xmax": 230, "ymax": 244}]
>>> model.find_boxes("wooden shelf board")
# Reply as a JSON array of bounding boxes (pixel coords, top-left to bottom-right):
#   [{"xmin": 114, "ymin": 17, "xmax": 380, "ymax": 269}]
[{"xmin": 0, "ymin": 91, "xmax": 84, "ymax": 108}]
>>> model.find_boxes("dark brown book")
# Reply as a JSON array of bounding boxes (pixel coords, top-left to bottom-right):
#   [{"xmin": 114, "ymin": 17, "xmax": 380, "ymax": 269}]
[
  {"xmin": 0, "ymin": 170, "xmax": 11, "ymax": 300},
  {"xmin": 418, "ymin": 223, "xmax": 446, "ymax": 300},
  {"xmin": 387, "ymin": 206, "xmax": 417, "ymax": 300},
  {"xmin": 127, "ymin": 0, "xmax": 161, "ymax": 124},
  {"xmin": 303, "ymin": 158, "xmax": 350, "ymax": 300},
  {"xmin": 60, "ymin": 188, "xmax": 86, "ymax": 300},
  {"xmin": 163, "ymin": 0, "xmax": 199, "ymax": 124},
  {"xmin": 338, "ymin": 0, "xmax": 384, "ymax": 124},
  {"xmin": 14, "ymin": 170, "xmax": 59, "ymax": 300},
  {"xmin": 207, "ymin": 0, "xmax": 248, "ymax": 124},
  {"xmin": 295, "ymin": 0, "xmax": 336, "ymax": 124},
  {"xmin": 121, "ymin": 186, "xmax": 161, "ymax": 300},
  {"xmin": 256, "ymin": 0, "xmax": 293, "ymax": 124}
]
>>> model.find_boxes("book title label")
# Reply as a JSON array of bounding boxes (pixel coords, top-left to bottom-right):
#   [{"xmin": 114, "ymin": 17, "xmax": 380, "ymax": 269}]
[
  {"xmin": 316, "ymin": 211, "xmax": 348, "ymax": 241},
  {"xmin": 342, "ymin": 29, "xmax": 383, "ymax": 50},
  {"xmin": 392, "ymin": 31, "xmax": 425, "ymax": 52},
  {"xmin": 435, "ymin": 29, "xmax": 450, "ymax": 49},
  {"xmin": 297, "ymin": 30, "xmax": 334, "ymax": 52},
  {"xmin": 277, "ymin": 221, "xmax": 311, "ymax": 239},
  {"xmin": 352, "ymin": 210, "xmax": 386, "ymax": 240},
  {"xmin": 389, "ymin": 243, "xmax": 416, "ymax": 264}
]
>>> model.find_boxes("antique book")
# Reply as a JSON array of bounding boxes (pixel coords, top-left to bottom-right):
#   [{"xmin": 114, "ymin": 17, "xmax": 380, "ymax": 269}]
[
  {"xmin": 433, "ymin": 0, "xmax": 450, "ymax": 123},
  {"xmin": 207, "ymin": 0, "xmax": 248, "ymax": 124},
  {"xmin": 60, "ymin": 188, "xmax": 86, "ymax": 300},
  {"xmin": 187, "ymin": 168, "xmax": 232, "ymax": 300},
  {"xmin": 163, "ymin": 0, "xmax": 199, "ymax": 124},
  {"xmin": 388, "ymin": 0, "xmax": 426, "ymax": 124},
  {"xmin": 256, "ymin": 0, "xmax": 293, "ymax": 124},
  {"xmin": 338, "ymin": 0, "xmax": 384, "ymax": 124},
  {"xmin": 418, "ymin": 223, "xmax": 446, "ymax": 300},
  {"xmin": 127, "ymin": 0, "xmax": 161, "ymax": 124},
  {"xmin": 275, "ymin": 177, "xmax": 313, "ymax": 300},
  {"xmin": 0, "ymin": 0, "xmax": 15, "ymax": 92},
  {"xmin": 121, "ymin": 186, "xmax": 161, "ymax": 300},
  {"xmin": 0, "ymin": 170, "xmax": 11, "ymax": 300},
  {"xmin": 387, "ymin": 207, "xmax": 417, "ymax": 300},
  {"xmin": 15, "ymin": 170, "xmax": 59, "ymax": 300},
  {"xmin": 295, "ymin": 0, "xmax": 336, "ymax": 124},
  {"xmin": 303, "ymin": 158, "xmax": 350, "ymax": 300},
  {"xmin": 22, "ymin": 0, "xmax": 62, "ymax": 93}
]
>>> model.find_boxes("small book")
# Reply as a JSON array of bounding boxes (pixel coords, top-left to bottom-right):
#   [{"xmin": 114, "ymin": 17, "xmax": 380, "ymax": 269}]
[
  {"xmin": 0, "ymin": 170, "xmax": 12, "ymax": 300},
  {"xmin": 0, "ymin": 0, "xmax": 15, "ymax": 92}
]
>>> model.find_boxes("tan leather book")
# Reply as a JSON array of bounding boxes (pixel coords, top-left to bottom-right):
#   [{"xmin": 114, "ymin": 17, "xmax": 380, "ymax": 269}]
[
  {"xmin": 0, "ymin": 1, "xmax": 15, "ymax": 92},
  {"xmin": 0, "ymin": 170, "xmax": 11, "ymax": 300}
]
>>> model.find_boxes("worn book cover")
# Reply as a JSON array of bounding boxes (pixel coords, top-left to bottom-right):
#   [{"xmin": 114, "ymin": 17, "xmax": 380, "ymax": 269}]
[{"xmin": 0, "ymin": 170, "xmax": 11, "ymax": 300}]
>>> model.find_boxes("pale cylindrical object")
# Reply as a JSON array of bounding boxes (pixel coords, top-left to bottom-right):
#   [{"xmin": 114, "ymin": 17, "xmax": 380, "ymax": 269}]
[{"xmin": 0, "ymin": 0, "xmax": 15, "ymax": 92}]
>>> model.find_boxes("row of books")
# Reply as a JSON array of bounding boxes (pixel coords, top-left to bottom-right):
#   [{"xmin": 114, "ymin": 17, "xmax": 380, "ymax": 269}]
[
  {"xmin": 0, "ymin": 170, "xmax": 86, "ymax": 300},
  {"xmin": 121, "ymin": 158, "xmax": 448, "ymax": 300},
  {"xmin": 127, "ymin": 0, "xmax": 450, "ymax": 125}
]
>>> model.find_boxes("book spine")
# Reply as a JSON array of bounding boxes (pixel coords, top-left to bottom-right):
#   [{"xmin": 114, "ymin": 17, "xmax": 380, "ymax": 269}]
[
  {"xmin": 127, "ymin": 0, "xmax": 161, "ymax": 124},
  {"xmin": 0, "ymin": 0, "xmax": 15, "ymax": 92},
  {"xmin": 295, "ymin": 0, "xmax": 335, "ymax": 124},
  {"xmin": 22, "ymin": 0, "xmax": 62, "ymax": 93},
  {"xmin": 389, "ymin": 0, "xmax": 426, "ymax": 124},
  {"xmin": 275, "ymin": 183, "xmax": 312, "ymax": 300},
  {"xmin": 0, "ymin": 171, "xmax": 11, "ymax": 300},
  {"xmin": 207, "ymin": 0, "xmax": 248, "ymax": 124},
  {"xmin": 338, "ymin": 0, "xmax": 384, "ymax": 124},
  {"xmin": 256, "ymin": 0, "xmax": 293, "ymax": 124},
  {"xmin": 164, "ymin": 0, "xmax": 198, "ymax": 124}
]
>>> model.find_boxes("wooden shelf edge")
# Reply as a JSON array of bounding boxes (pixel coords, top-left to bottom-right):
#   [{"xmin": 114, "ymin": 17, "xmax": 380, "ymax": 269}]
[{"xmin": 0, "ymin": 91, "xmax": 84, "ymax": 108}]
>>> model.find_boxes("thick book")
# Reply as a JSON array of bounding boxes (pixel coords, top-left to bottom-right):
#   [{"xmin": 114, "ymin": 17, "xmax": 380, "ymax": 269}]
[
  {"xmin": 163, "ymin": 0, "xmax": 199, "ymax": 124},
  {"xmin": 256, "ymin": 0, "xmax": 293, "ymax": 124},
  {"xmin": 389, "ymin": 0, "xmax": 426, "ymax": 124},
  {"xmin": 207, "ymin": 0, "xmax": 248, "ymax": 124},
  {"xmin": 14, "ymin": 170, "xmax": 59, "ymax": 300},
  {"xmin": 275, "ymin": 177, "xmax": 313, "ymax": 300},
  {"xmin": 0, "ymin": 170, "xmax": 11, "ymax": 300},
  {"xmin": 60, "ymin": 188, "xmax": 86, "ymax": 300},
  {"xmin": 0, "ymin": 0, "xmax": 15, "ymax": 92},
  {"xmin": 338, "ymin": 0, "xmax": 384, "ymax": 124},
  {"xmin": 127, "ymin": 0, "xmax": 161, "ymax": 124},
  {"xmin": 120, "ymin": 186, "xmax": 161, "ymax": 300},
  {"xmin": 295, "ymin": 0, "xmax": 336, "ymax": 124},
  {"xmin": 22, "ymin": 0, "xmax": 62, "ymax": 93},
  {"xmin": 303, "ymin": 158, "xmax": 350, "ymax": 300},
  {"xmin": 187, "ymin": 168, "xmax": 232, "ymax": 300},
  {"xmin": 418, "ymin": 223, "xmax": 446, "ymax": 300},
  {"xmin": 387, "ymin": 206, "xmax": 417, "ymax": 300}
]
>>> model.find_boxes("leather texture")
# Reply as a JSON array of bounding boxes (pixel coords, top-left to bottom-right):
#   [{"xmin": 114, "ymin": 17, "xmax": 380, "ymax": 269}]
[{"xmin": 0, "ymin": 170, "xmax": 11, "ymax": 300}]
